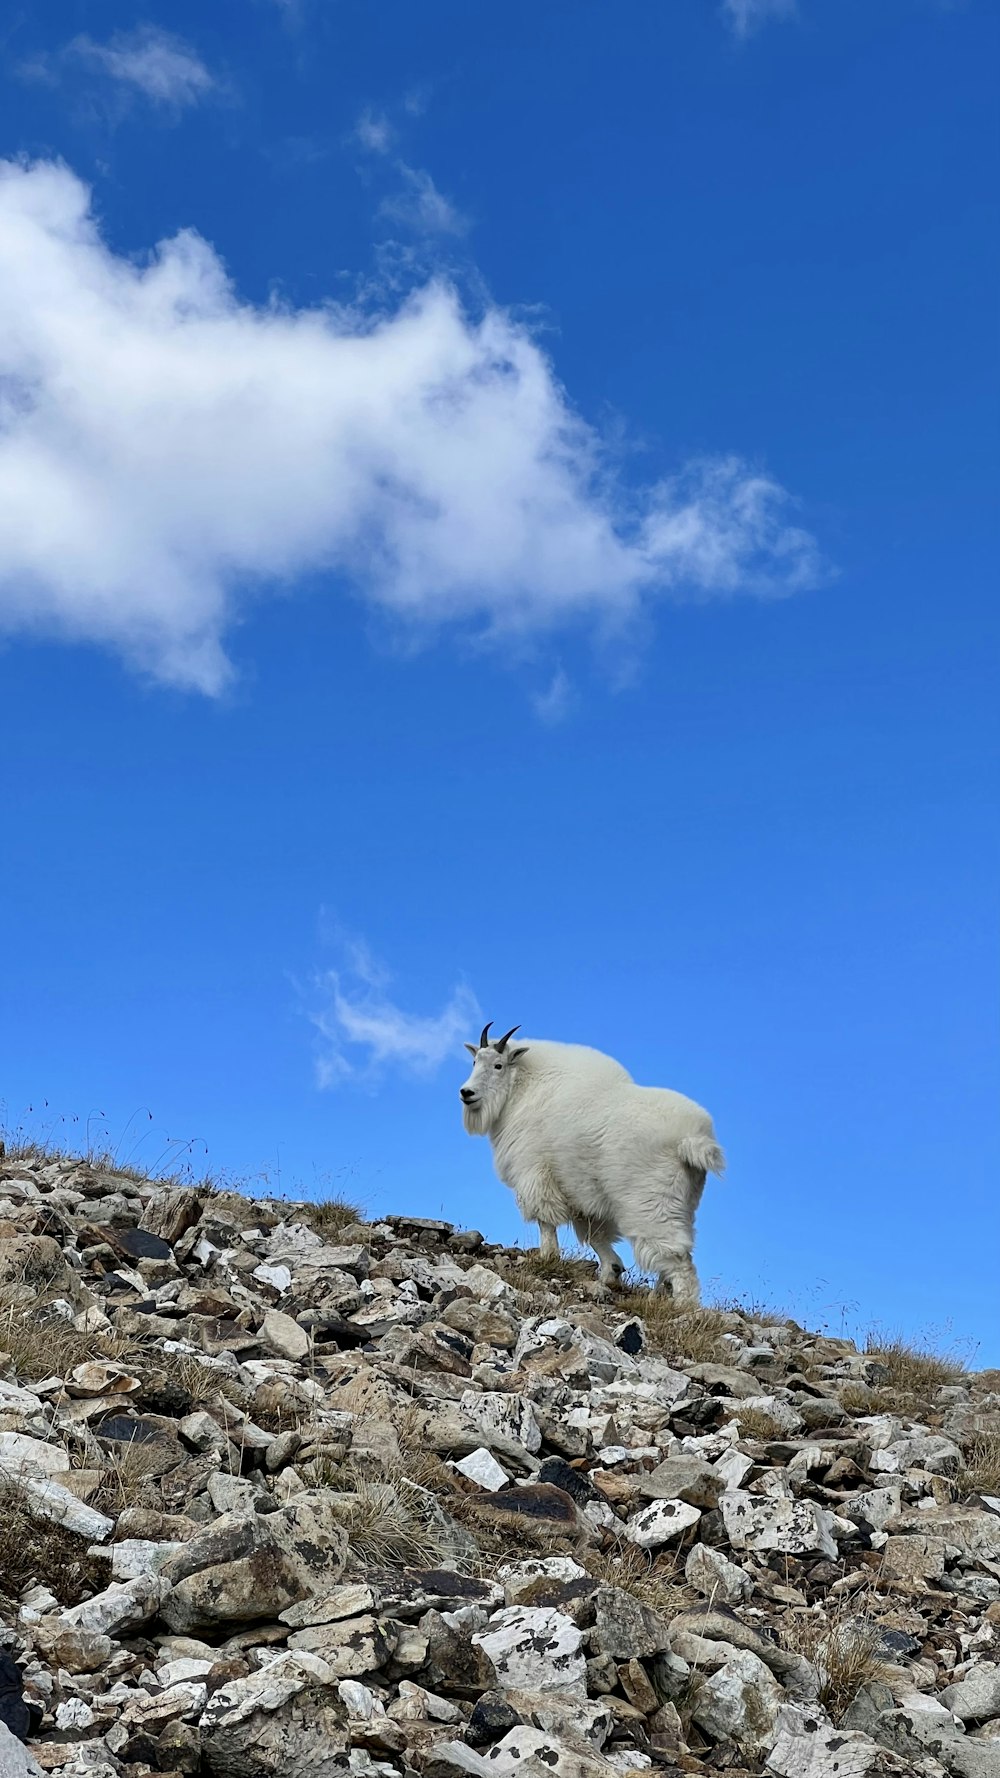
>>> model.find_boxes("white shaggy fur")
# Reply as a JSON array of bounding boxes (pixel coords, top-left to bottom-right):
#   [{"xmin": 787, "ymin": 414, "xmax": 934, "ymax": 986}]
[{"xmin": 459, "ymin": 1031, "xmax": 725, "ymax": 1303}]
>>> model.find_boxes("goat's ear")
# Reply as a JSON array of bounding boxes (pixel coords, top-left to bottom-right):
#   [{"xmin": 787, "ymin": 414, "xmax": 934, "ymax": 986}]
[
  {"xmin": 509, "ymin": 1045, "xmax": 529, "ymax": 1061},
  {"xmin": 464, "ymin": 1043, "xmax": 478, "ymax": 1057}
]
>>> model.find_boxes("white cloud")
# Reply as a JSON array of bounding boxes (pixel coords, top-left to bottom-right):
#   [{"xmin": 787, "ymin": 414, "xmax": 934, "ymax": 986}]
[
  {"xmin": 311, "ymin": 935, "xmax": 480, "ymax": 1086},
  {"xmin": 533, "ymin": 667, "xmax": 574, "ymax": 725},
  {"xmin": 355, "ymin": 109, "xmax": 394, "ymax": 154},
  {"xmin": 0, "ymin": 158, "xmax": 825, "ymax": 694},
  {"xmin": 722, "ymin": 0, "xmax": 797, "ymax": 37},
  {"xmin": 69, "ymin": 26, "xmax": 215, "ymax": 107},
  {"xmin": 380, "ymin": 164, "xmax": 468, "ymax": 237}
]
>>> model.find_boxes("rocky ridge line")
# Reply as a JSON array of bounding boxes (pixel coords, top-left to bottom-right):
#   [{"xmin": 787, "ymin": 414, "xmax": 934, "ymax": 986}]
[{"xmin": 0, "ymin": 1150, "xmax": 998, "ymax": 1778}]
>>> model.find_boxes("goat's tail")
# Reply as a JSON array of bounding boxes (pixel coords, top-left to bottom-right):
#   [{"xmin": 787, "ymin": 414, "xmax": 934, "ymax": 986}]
[{"xmin": 677, "ymin": 1133, "xmax": 726, "ymax": 1178}]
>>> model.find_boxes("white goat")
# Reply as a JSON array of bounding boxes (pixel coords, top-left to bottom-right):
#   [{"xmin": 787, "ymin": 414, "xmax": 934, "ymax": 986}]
[{"xmin": 459, "ymin": 1022, "xmax": 725, "ymax": 1303}]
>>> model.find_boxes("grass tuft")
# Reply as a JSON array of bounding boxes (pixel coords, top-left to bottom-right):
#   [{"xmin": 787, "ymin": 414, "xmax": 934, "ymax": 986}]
[
  {"xmin": 863, "ymin": 1332, "xmax": 966, "ymax": 1420},
  {"xmin": 584, "ymin": 1541, "xmax": 694, "ymax": 1620},
  {"xmin": 782, "ymin": 1606, "xmax": 888, "ymax": 1725},
  {"xmin": 958, "ymin": 1433, "xmax": 1000, "ymax": 1499},
  {"xmin": 0, "ymin": 1481, "xmax": 111, "ymax": 1608},
  {"xmin": 336, "ymin": 1477, "xmax": 452, "ymax": 1570},
  {"xmin": 733, "ymin": 1404, "xmax": 788, "ymax": 1442},
  {"xmin": 617, "ymin": 1283, "xmax": 733, "ymax": 1366},
  {"xmin": 299, "ymin": 1196, "xmax": 366, "ymax": 1240}
]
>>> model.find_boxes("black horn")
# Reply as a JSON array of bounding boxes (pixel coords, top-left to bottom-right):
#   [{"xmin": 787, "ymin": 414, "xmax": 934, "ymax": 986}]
[
  {"xmin": 495, "ymin": 1025, "xmax": 521, "ymax": 1052},
  {"xmin": 478, "ymin": 1022, "xmax": 493, "ymax": 1049}
]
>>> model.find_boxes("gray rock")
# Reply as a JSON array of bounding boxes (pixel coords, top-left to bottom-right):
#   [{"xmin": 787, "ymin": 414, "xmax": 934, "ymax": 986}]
[
  {"xmin": 691, "ymin": 1648, "xmax": 784, "ymax": 1753},
  {"xmin": 0, "ymin": 1725, "xmax": 43, "ymax": 1778},
  {"xmin": 261, "ymin": 1309, "xmax": 310, "ymax": 1363},
  {"xmin": 590, "ymin": 1586, "xmax": 673, "ymax": 1661},
  {"xmin": 940, "ymin": 1666, "xmax": 1000, "ymax": 1726},
  {"xmin": 684, "ymin": 1542, "xmax": 753, "ymax": 1605},
  {"xmin": 638, "ymin": 1454, "xmax": 724, "ymax": 1508}
]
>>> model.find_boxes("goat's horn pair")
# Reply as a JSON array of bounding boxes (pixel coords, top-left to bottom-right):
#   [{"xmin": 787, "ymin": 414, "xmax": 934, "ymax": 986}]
[
  {"xmin": 495, "ymin": 1025, "xmax": 520, "ymax": 1052},
  {"xmin": 479, "ymin": 1022, "xmax": 493, "ymax": 1049}
]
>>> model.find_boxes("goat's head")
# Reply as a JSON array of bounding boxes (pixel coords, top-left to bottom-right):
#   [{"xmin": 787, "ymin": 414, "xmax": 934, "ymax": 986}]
[{"xmin": 459, "ymin": 1021, "xmax": 529, "ymax": 1134}]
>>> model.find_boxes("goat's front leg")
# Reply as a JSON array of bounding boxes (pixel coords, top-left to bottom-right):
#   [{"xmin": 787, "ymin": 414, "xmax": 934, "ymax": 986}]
[
  {"xmin": 538, "ymin": 1221, "xmax": 561, "ymax": 1262},
  {"xmin": 511, "ymin": 1166, "xmax": 567, "ymax": 1263}
]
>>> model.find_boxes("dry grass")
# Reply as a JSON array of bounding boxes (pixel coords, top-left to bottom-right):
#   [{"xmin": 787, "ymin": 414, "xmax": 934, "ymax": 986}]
[
  {"xmin": 88, "ymin": 1442, "xmax": 166, "ymax": 1514},
  {"xmin": 733, "ymin": 1405, "xmax": 788, "ymax": 1442},
  {"xmin": 336, "ymin": 1476, "xmax": 453, "ymax": 1570},
  {"xmin": 584, "ymin": 1540, "xmax": 694, "ymax": 1620},
  {"xmin": 0, "ymin": 1480, "xmax": 110, "ymax": 1608},
  {"xmin": 0, "ymin": 1290, "xmax": 142, "ymax": 1384},
  {"xmin": 838, "ymin": 1382, "xmax": 874, "ymax": 1414},
  {"xmin": 494, "ymin": 1249, "xmax": 595, "ymax": 1297},
  {"xmin": 617, "ymin": 1284, "xmax": 733, "ymax": 1366},
  {"xmin": 299, "ymin": 1196, "xmax": 366, "ymax": 1241},
  {"xmin": 782, "ymin": 1603, "xmax": 888, "ymax": 1725},
  {"xmin": 863, "ymin": 1333, "xmax": 965, "ymax": 1420},
  {"xmin": 958, "ymin": 1433, "xmax": 1000, "ymax": 1498}
]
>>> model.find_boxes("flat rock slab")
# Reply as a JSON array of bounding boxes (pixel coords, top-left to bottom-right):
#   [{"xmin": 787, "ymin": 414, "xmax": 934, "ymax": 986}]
[
  {"xmin": 473, "ymin": 1607, "xmax": 586, "ymax": 1698},
  {"xmin": 721, "ymin": 1489, "xmax": 838, "ymax": 1560}
]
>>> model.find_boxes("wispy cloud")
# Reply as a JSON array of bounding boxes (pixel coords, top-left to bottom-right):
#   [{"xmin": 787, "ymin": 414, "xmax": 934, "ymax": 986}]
[
  {"xmin": 0, "ymin": 158, "xmax": 826, "ymax": 695},
  {"xmin": 355, "ymin": 108, "xmax": 394, "ymax": 154},
  {"xmin": 722, "ymin": 0, "xmax": 797, "ymax": 38},
  {"xmin": 354, "ymin": 108, "xmax": 467, "ymax": 237},
  {"xmin": 379, "ymin": 164, "xmax": 468, "ymax": 238},
  {"xmin": 67, "ymin": 26, "xmax": 215, "ymax": 108},
  {"xmin": 311, "ymin": 932, "xmax": 480, "ymax": 1086},
  {"xmin": 533, "ymin": 667, "xmax": 574, "ymax": 726}
]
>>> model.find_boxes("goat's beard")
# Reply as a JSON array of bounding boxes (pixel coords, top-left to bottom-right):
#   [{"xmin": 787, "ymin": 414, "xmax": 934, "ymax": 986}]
[{"xmin": 462, "ymin": 1103, "xmax": 492, "ymax": 1136}]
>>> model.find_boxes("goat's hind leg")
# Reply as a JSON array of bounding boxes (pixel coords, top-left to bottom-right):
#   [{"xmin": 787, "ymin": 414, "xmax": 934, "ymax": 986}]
[{"xmin": 572, "ymin": 1216, "xmax": 625, "ymax": 1285}]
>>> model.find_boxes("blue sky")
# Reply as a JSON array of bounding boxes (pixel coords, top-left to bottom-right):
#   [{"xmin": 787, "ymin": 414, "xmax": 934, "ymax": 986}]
[{"xmin": 1, "ymin": 0, "xmax": 997, "ymax": 1360}]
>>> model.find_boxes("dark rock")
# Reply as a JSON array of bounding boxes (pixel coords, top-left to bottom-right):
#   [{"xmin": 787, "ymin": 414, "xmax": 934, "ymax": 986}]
[
  {"xmin": 465, "ymin": 1693, "xmax": 523, "ymax": 1747},
  {"xmin": 0, "ymin": 1655, "xmax": 31, "ymax": 1743},
  {"xmin": 109, "ymin": 1224, "xmax": 174, "ymax": 1262},
  {"xmin": 616, "ymin": 1320, "xmax": 645, "ymax": 1356},
  {"xmin": 536, "ymin": 1458, "xmax": 598, "ymax": 1504}
]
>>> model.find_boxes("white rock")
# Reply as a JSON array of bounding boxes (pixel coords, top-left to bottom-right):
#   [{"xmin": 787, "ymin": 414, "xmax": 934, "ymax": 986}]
[
  {"xmin": 0, "ymin": 1722, "xmax": 44, "ymax": 1776},
  {"xmin": 460, "ymin": 1391, "xmax": 542, "ymax": 1455},
  {"xmin": 105, "ymin": 1538, "xmax": 183, "ymax": 1581},
  {"xmin": 261, "ymin": 1308, "xmax": 310, "ymax": 1362},
  {"xmin": 720, "ymin": 1490, "xmax": 839, "ymax": 1560},
  {"xmin": 4, "ymin": 1474, "xmax": 114, "ymax": 1542},
  {"xmin": 60, "ymin": 1574, "xmax": 167, "ymax": 1635},
  {"xmin": 0, "ymin": 1432, "xmax": 69, "ymax": 1477},
  {"xmin": 156, "ymin": 1657, "xmax": 215, "ymax": 1686},
  {"xmin": 474, "ymin": 1607, "xmax": 586, "ymax": 1696},
  {"xmin": 711, "ymin": 1450, "xmax": 750, "ymax": 1493},
  {"xmin": 339, "ymin": 1680, "xmax": 384, "ymax": 1719},
  {"xmin": 54, "ymin": 1698, "xmax": 96, "ymax": 1730},
  {"xmin": 486, "ymin": 1727, "xmax": 608, "ymax": 1778},
  {"xmin": 685, "ymin": 1542, "xmax": 753, "ymax": 1605},
  {"xmin": 201, "ymin": 1653, "xmax": 326, "ymax": 1728},
  {"xmin": 765, "ymin": 1704, "xmax": 886, "ymax": 1777},
  {"xmin": 453, "ymin": 1447, "xmax": 510, "ymax": 1492},
  {"xmin": 625, "ymin": 1498, "xmax": 701, "ymax": 1548},
  {"xmin": 253, "ymin": 1263, "xmax": 292, "ymax": 1293}
]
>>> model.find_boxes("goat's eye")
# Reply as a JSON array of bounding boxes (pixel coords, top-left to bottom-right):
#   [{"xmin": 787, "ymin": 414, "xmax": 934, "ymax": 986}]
[{"xmin": 494, "ymin": 1062, "xmax": 502, "ymax": 1071}]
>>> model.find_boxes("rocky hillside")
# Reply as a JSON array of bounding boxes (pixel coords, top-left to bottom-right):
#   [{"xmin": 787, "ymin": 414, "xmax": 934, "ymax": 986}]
[{"xmin": 0, "ymin": 1150, "xmax": 999, "ymax": 1778}]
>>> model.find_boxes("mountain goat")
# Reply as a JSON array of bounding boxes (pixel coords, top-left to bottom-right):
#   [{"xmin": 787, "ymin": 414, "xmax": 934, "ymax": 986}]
[{"xmin": 459, "ymin": 1023, "xmax": 725, "ymax": 1303}]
